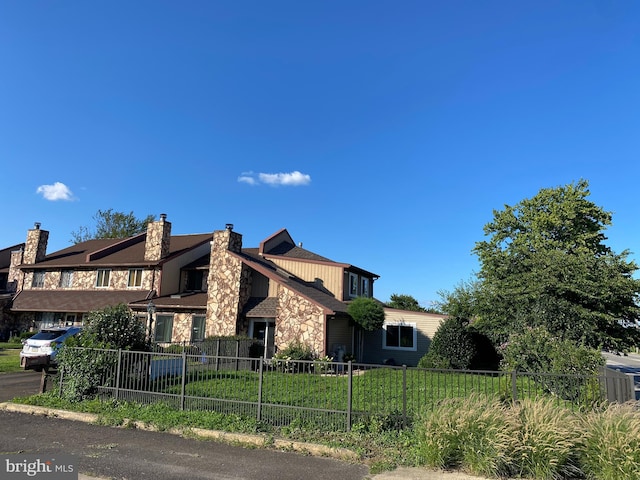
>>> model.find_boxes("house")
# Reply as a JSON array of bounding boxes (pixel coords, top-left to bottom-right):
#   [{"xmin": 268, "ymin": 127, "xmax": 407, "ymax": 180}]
[
  {"xmin": 4, "ymin": 216, "xmax": 443, "ymax": 365},
  {"xmin": 0, "ymin": 242, "xmax": 25, "ymax": 340}
]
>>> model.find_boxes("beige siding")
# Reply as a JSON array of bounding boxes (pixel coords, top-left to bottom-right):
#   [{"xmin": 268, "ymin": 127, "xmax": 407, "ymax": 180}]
[
  {"xmin": 362, "ymin": 309, "xmax": 446, "ymax": 366},
  {"xmin": 326, "ymin": 316, "xmax": 353, "ymax": 360},
  {"xmin": 268, "ymin": 258, "xmax": 343, "ymax": 298}
]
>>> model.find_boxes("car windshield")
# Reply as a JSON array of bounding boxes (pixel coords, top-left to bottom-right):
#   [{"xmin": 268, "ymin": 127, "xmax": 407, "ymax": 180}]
[{"xmin": 29, "ymin": 330, "xmax": 68, "ymax": 341}]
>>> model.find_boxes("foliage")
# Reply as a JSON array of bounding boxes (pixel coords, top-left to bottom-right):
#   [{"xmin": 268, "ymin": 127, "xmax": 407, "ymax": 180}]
[
  {"xmin": 580, "ymin": 403, "xmax": 640, "ymax": 480},
  {"xmin": 71, "ymin": 208, "xmax": 155, "ymax": 243},
  {"xmin": 417, "ymin": 350, "xmax": 451, "ymax": 369},
  {"xmin": 56, "ymin": 304, "xmax": 150, "ymax": 401},
  {"xmin": 415, "ymin": 394, "xmax": 516, "ymax": 476},
  {"xmin": 426, "ymin": 317, "xmax": 476, "ymax": 370},
  {"xmin": 347, "ymin": 297, "xmax": 385, "ymax": 332},
  {"xmin": 386, "ymin": 293, "xmax": 426, "ymax": 312},
  {"xmin": 439, "ymin": 180, "xmax": 640, "ymax": 352},
  {"xmin": 500, "ymin": 326, "xmax": 604, "ymax": 402}
]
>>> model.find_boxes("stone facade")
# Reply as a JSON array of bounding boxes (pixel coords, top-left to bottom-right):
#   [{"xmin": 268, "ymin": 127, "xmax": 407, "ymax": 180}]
[
  {"xmin": 275, "ymin": 284, "xmax": 326, "ymax": 356},
  {"xmin": 206, "ymin": 229, "xmax": 247, "ymax": 337},
  {"xmin": 24, "ymin": 224, "xmax": 48, "ymax": 265},
  {"xmin": 144, "ymin": 214, "xmax": 171, "ymax": 261},
  {"xmin": 21, "ymin": 268, "xmax": 154, "ymax": 291}
]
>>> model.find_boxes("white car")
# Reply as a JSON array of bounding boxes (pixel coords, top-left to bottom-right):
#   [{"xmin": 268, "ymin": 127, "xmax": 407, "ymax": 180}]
[{"xmin": 19, "ymin": 326, "xmax": 83, "ymax": 371}]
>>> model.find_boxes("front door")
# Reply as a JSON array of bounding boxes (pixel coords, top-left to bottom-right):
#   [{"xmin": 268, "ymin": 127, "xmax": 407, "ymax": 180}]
[{"xmin": 249, "ymin": 319, "xmax": 275, "ymax": 359}]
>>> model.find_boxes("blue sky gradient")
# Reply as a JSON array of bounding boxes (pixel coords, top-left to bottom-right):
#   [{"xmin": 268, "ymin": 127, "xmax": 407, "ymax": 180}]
[{"xmin": 1, "ymin": 1, "xmax": 639, "ymax": 308}]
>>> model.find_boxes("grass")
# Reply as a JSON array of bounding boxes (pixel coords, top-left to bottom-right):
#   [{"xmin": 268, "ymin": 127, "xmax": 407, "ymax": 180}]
[{"xmin": 0, "ymin": 345, "xmax": 23, "ymax": 373}]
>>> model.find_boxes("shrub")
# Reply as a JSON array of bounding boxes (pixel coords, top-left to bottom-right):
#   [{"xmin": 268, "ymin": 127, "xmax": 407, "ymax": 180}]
[
  {"xmin": 347, "ymin": 297, "xmax": 385, "ymax": 331},
  {"xmin": 580, "ymin": 403, "xmax": 640, "ymax": 480},
  {"xmin": 417, "ymin": 350, "xmax": 451, "ymax": 369},
  {"xmin": 513, "ymin": 398, "xmax": 583, "ymax": 479},
  {"xmin": 415, "ymin": 394, "xmax": 516, "ymax": 476},
  {"xmin": 427, "ymin": 317, "xmax": 476, "ymax": 370},
  {"xmin": 56, "ymin": 303, "xmax": 150, "ymax": 401},
  {"xmin": 500, "ymin": 326, "xmax": 605, "ymax": 402}
]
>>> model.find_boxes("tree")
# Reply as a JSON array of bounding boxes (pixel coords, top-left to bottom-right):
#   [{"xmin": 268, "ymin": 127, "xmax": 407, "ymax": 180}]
[
  {"xmin": 71, "ymin": 209, "xmax": 156, "ymax": 243},
  {"xmin": 444, "ymin": 180, "xmax": 640, "ymax": 351},
  {"xmin": 387, "ymin": 293, "xmax": 427, "ymax": 312},
  {"xmin": 348, "ymin": 297, "xmax": 386, "ymax": 361}
]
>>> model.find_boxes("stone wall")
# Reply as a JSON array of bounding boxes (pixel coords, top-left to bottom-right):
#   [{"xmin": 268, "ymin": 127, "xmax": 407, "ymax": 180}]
[
  {"xmin": 275, "ymin": 285, "xmax": 326, "ymax": 356},
  {"xmin": 145, "ymin": 215, "xmax": 171, "ymax": 261},
  {"xmin": 20, "ymin": 267, "xmax": 155, "ymax": 291},
  {"xmin": 24, "ymin": 225, "xmax": 48, "ymax": 265},
  {"xmin": 206, "ymin": 230, "xmax": 244, "ymax": 337}
]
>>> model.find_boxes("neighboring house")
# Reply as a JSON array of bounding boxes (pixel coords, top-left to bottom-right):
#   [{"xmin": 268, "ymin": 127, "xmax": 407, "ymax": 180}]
[
  {"xmin": 0, "ymin": 242, "xmax": 25, "ymax": 340},
  {"xmin": 4, "ymin": 216, "xmax": 444, "ymax": 364}
]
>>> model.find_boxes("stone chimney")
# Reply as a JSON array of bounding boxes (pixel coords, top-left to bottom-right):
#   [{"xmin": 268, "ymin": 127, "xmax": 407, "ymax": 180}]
[
  {"xmin": 23, "ymin": 222, "xmax": 49, "ymax": 265},
  {"xmin": 211, "ymin": 224, "xmax": 242, "ymax": 254},
  {"xmin": 144, "ymin": 214, "xmax": 172, "ymax": 261}
]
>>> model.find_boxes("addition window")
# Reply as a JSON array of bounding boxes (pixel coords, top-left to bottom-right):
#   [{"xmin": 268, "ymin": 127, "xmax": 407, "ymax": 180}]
[
  {"xmin": 383, "ymin": 323, "xmax": 417, "ymax": 351},
  {"xmin": 59, "ymin": 270, "xmax": 73, "ymax": 288},
  {"xmin": 32, "ymin": 271, "xmax": 45, "ymax": 288},
  {"xmin": 96, "ymin": 269, "xmax": 111, "ymax": 288},
  {"xmin": 155, "ymin": 314, "xmax": 174, "ymax": 343},
  {"xmin": 128, "ymin": 269, "xmax": 143, "ymax": 288},
  {"xmin": 349, "ymin": 272, "xmax": 358, "ymax": 297}
]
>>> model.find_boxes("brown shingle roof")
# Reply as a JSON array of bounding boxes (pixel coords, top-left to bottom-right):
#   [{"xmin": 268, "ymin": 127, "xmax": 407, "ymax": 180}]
[
  {"xmin": 243, "ymin": 297, "xmax": 278, "ymax": 317},
  {"xmin": 28, "ymin": 234, "xmax": 213, "ymax": 268},
  {"xmin": 11, "ymin": 290, "xmax": 153, "ymax": 313}
]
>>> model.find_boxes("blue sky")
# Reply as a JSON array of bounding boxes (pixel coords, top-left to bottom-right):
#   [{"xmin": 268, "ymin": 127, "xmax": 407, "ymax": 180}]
[{"xmin": 1, "ymin": 1, "xmax": 639, "ymax": 308}]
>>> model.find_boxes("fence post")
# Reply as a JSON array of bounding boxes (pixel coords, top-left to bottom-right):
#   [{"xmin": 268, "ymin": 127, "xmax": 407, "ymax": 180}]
[
  {"xmin": 257, "ymin": 357, "xmax": 264, "ymax": 423},
  {"xmin": 511, "ymin": 370, "xmax": 518, "ymax": 404},
  {"xmin": 235, "ymin": 340, "xmax": 240, "ymax": 372},
  {"xmin": 215, "ymin": 339, "xmax": 221, "ymax": 371},
  {"xmin": 347, "ymin": 361, "xmax": 353, "ymax": 431},
  {"xmin": 180, "ymin": 351, "xmax": 187, "ymax": 410},
  {"xmin": 115, "ymin": 349, "xmax": 123, "ymax": 401},
  {"xmin": 402, "ymin": 365, "xmax": 407, "ymax": 428},
  {"xmin": 58, "ymin": 367, "xmax": 64, "ymax": 397}
]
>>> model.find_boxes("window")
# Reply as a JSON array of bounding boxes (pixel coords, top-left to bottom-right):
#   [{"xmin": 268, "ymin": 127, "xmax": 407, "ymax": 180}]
[
  {"xmin": 361, "ymin": 277, "xmax": 370, "ymax": 297},
  {"xmin": 59, "ymin": 270, "xmax": 73, "ymax": 288},
  {"xmin": 383, "ymin": 323, "xmax": 417, "ymax": 351},
  {"xmin": 128, "ymin": 269, "xmax": 143, "ymax": 288},
  {"xmin": 348, "ymin": 273, "xmax": 358, "ymax": 297},
  {"xmin": 191, "ymin": 315, "xmax": 206, "ymax": 342},
  {"xmin": 96, "ymin": 269, "xmax": 111, "ymax": 288},
  {"xmin": 32, "ymin": 271, "xmax": 45, "ymax": 288},
  {"xmin": 154, "ymin": 314, "xmax": 174, "ymax": 343},
  {"xmin": 186, "ymin": 270, "xmax": 204, "ymax": 291}
]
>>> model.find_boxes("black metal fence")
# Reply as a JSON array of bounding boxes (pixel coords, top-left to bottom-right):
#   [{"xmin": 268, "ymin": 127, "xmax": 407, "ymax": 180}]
[{"xmin": 53, "ymin": 348, "xmax": 636, "ymax": 431}]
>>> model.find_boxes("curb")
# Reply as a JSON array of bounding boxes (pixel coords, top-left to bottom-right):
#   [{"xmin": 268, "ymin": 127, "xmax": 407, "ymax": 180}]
[{"xmin": 0, "ymin": 402, "xmax": 359, "ymax": 462}]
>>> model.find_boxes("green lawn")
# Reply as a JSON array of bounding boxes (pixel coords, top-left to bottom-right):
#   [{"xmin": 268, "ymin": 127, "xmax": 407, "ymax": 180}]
[{"xmin": 0, "ymin": 346, "xmax": 23, "ymax": 373}]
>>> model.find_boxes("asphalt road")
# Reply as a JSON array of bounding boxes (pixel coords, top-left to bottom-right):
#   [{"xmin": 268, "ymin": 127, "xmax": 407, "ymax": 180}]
[
  {"xmin": 0, "ymin": 370, "xmax": 45, "ymax": 401},
  {"xmin": 0, "ymin": 409, "xmax": 371, "ymax": 480}
]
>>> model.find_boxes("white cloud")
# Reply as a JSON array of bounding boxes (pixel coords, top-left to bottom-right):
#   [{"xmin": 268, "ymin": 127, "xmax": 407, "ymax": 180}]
[
  {"xmin": 238, "ymin": 171, "xmax": 311, "ymax": 187},
  {"xmin": 238, "ymin": 175, "xmax": 258, "ymax": 186},
  {"xmin": 36, "ymin": 182, "xmax": 75, "ymax": 201}
]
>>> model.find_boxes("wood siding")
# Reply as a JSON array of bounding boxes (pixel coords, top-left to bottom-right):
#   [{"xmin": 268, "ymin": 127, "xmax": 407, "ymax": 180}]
[{"xmin": 268, "ymin": 258, "xmax": 344, "ymax": 299}]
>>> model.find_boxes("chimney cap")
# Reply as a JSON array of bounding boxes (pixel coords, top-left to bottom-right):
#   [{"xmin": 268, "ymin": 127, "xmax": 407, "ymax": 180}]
[
  {"xmin": 225, "ymin": 223, "xmax": 234, "ymax": 231},
  {"xmin": 160, "ymin": 213, "xmax": 167, "ymax": 221},
  {"xmin": 34, "ymin": 222, "xmax": 41, "ymax": 230}
]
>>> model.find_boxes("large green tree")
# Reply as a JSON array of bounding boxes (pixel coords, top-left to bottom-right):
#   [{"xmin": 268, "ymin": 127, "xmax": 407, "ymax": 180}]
[
  {"xmin": 71, "ymin": 209, "xmax": 156, "ymax": 244},
  {"xmin": 443, "ymin": 180, "xmax": 640, "ymax": 351},
  {"xmin": 387, "ymin": 293, "xmax": 427, "ymax": 312}
]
